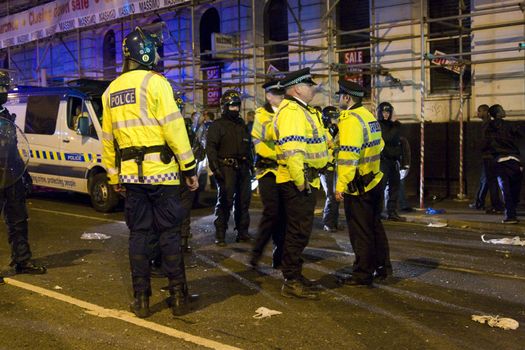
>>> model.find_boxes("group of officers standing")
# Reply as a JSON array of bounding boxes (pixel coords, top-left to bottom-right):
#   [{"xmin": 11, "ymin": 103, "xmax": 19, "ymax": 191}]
[
  {"xmin": 1, "ymin": 26, "xmax": 392, "ymax": 318},
  {"xmin": 100, "ymin": 26, "xmax": 392, "ymax": 315}
]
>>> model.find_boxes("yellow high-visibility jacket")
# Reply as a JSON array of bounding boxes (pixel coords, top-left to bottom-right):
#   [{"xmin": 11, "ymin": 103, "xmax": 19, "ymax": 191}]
[
  {"xmin": 336, "ymin": 105, "xmax": 384, "ymax": 195},
  {"xmin": 273, "ymin": 98, "xmax": 329, "ymax": 189},
  {"xmin": 252, "ymin": 105, "xmax": 278, "ymax": 179},
  {"xmin": 102, "ymin": 70, "xmax": 196, "ymax": 185}
]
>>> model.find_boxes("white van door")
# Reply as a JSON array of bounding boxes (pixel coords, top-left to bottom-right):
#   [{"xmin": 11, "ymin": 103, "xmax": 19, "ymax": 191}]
[{"xmin": 57, "ymin": 96, "xmax": 102, "ymax": 194}]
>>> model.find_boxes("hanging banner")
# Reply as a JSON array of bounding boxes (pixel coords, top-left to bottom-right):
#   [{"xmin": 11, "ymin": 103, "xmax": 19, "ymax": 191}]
[
  {"xmin": 430, "ymin": 50, "xmax": 461, "ymax": 74},
  {"xmin": 0, "ymin": 0, "xmax": 188, "ymax": 49},
  {"xmin": 343, "ymin": 49, "xmax": 364, "ymax": 86},
  {"xmin": 202, "ymin": 66, "xmax": 221, "ymax": 108}
]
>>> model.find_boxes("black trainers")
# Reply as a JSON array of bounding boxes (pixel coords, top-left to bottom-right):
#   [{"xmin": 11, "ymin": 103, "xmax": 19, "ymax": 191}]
[
  {"xmin": 387, "ymin": 212, "xmax": 406, "ymax": 222},
  {"xmin": 323, "ymin": 225, "xmax": 337, "ymax": 232},
  {"xmin": 281, "ymin": 279, "xmax": 320, "ymax": 300},
  {"xmin": 486, "ymin": 208, "xmax": 504, "ymax": 215},
  {"xmin": 502, "ymin": 218, "xmax": 519, "ymax": 224},
  {"xmin": 15, "ymin": 261, "xmax": 47, "ymax": 275},
  {"xmin": 0, "ymin": 276, "xmax": 4, "ymax": 285},
  {"xmin": 214, "ymin": 239, "xmax": 226, "ymax": 247},
  {"xmin": 236, "ymin": 233, "xmax": 252, "ymax": 243}
]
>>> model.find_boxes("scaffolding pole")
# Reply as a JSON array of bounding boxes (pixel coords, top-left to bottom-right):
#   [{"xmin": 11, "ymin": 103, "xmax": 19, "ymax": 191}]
[
  {"xmin": 457, "ymin": 0, "xmax": 467, "ymax": 201},
  {"xmin": 419, "ymin": 0, "xmax": 426, "ymax": 209}
]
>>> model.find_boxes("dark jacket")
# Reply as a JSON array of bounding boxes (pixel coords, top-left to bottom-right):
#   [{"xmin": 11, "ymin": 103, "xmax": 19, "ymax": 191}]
[
  {"xmin": 484, "ymin": 118, "xmax": 522, "ymax": 160},
  {"xmin": 379, "ymin": 119, "xmax": 402, "ymax": 160},
  {"xmin": 206, "ymin": 113, "xmax": 252, "ymax": 172}
]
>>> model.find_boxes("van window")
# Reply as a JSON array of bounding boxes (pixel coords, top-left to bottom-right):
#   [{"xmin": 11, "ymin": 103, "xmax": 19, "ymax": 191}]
[
  {"xmin": 68, "ymin": 97, "xmax": 98, "ymax": 139},
  {"xmin": 25, "ymin": 95, "xmax": 60, "ymax": 135}
]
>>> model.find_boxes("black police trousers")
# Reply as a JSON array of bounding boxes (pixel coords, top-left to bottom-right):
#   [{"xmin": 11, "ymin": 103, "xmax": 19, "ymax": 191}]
[
  {"xmin": 380, "ymin": 157, "xmax": 400, "ymax": 214},
  {"xmin": 495, "ymin": 159, "xmax": 523, "ymax": 220},
  {"xmin": 252, "ymin": 173, "xmax": 285, "ymax": 266},
  {"xmin": 148, "ymin": 180, "xmax": 195, "ymax": 265},
  {"xmin": 214, "ymin": 164, "xmax": 251, "ymax": 239},
  {"xmin": 124, "ymin": 184, "xmax": 186, "ymax": 295},
  {"xmin": 344, "ymin": 184, "xmax": 391, "ymax": 284},
  {"xmin": 0, "ymin": 179, "xmax": 32, "ymax": 265},
  {"xmin": 280, "ymin": 181, "xmax": 317, "ymax": 280}
]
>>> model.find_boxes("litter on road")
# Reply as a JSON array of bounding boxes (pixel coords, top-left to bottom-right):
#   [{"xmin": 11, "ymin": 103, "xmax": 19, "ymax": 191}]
[
  {"xmin": 481, "ymin": 235, "xmax": 525, "ymax": 246},
  {"xmin": 427, "ymin": 222, "xmax": 448, "ymax": 228},
  {"xmin": 471, "ymin": 315, "xmax": 519, "ymax": 330},
  {"xmin": 81, "ymin": 233, "xmax": 112, "ymax": 240},
  {"xmin": 253, "ymin": 307, "xmax": 282, "ymax": 319}
]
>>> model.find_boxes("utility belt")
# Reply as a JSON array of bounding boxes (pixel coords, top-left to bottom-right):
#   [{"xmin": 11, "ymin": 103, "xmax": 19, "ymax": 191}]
[
  {"xmin": 348, "ymin": 169, "xmax": 377, "ymax": 195},
  {"xmin": 302, "ymin": 165, "xmax": 325, "ymax": 195},
  {"xmin": 219, "ymin": 157, "xmax": 248, "ymax": 170},
  {"xmin": 117, "ymin": 144, "xmax": 174, "ymax": 182},
  {"xmin": 254, "ymin": 155, "xmax": 278, "ymax": 170}
]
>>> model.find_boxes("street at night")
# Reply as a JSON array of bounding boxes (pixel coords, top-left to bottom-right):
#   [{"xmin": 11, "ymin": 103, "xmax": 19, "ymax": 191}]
[{"xmin": 1, "ymin": 191, "xmax": 524, "ymax": 349}]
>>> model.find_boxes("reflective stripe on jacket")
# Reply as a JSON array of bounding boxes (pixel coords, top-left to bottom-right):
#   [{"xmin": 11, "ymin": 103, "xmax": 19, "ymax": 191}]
[
  {"xmin": 102, "ymin": 70, "xmax": 195, "ymax": 185},
  {"xmin": 336, "ymin": 105, "xmax": 384, "ymax": 194},
  {"xmin": 252, "ymin": 106, "xmax": 278, "ymax": 179},
  {"xmin": 273, "ymin": 98, "xmax": 329, "ymax": 189}
]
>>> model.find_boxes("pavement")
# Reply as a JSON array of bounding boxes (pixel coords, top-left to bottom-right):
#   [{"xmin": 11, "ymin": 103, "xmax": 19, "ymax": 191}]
[{"xmin": 394, "ymin": 198, "xmax": 525, "ymax": 235}]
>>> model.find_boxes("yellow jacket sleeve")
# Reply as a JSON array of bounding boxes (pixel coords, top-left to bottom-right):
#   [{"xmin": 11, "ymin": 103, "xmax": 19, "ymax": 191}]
[
  {"xmin": 252, "ymin": 108, "xmax": 276, "ymax": 160},
  {"xmin": 101, "ymin": 89, "xmax": 118, "ymax": 185},
  {"xmin": 154, "ymin": 77, "xmax": 196, "ymax": 175},
  {"xmin": 277, "ymin": 109, "xmax": 306, "ymax": 186},
  {"xmin": 336, "ymin": 115, "xmax": 363, "ymax": 193}
]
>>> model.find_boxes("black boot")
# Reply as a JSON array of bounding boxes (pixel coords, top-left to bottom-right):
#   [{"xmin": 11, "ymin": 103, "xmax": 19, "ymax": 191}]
[
  {"xmin": 169, "ymin": 285, "xmax": 189, "ymax": 316},
  {"xmin": 15, "ymin": 261, "xmax": 47, "ymax": 275},
  {"xmin": 130, "ymin": 292, "xmax": 150, "ymax": 318},
  {"xmin": 181, "ymin": 237, "xmax": 192, "ymax": 253},
  {"xmin": 281, "ymin": 279, "xmax": 320, "ymax": 300}
]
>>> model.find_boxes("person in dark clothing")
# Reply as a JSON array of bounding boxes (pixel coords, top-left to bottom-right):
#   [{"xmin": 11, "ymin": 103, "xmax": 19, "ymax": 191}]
[
  {"xmin": 320, "ymin": 106, "xmax": 340, "ymax": 232},
  {"xmin": 0, "ymin": 70, "xmax": 47, "ymax": 279},
  {"xmin": 485, "ymin": 104, "xmax": 523, "ymax": 224},
  {"xmin": 475, "ymin": 105, "xmax": 505, "ymax": 214},
  {"xmin": 377, "ymin": 102, "xmax": 404, "ymax": 221},
  {"xmin": 206, "ymin": 90, "xmax": 252, "ymax": 245}
]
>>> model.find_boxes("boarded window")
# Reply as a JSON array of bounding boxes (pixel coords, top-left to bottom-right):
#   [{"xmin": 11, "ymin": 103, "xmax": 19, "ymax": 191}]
[
  {"xmin": 25, "ymin": 95, "xmax": 60, "ymax": 135},
  {"xmin": 264, "ymin": 0, "xmax": 289, "ymax": 73},
  {"xmin": 336, "ymin": 0, "xmax": 370, "ymax": 94}
]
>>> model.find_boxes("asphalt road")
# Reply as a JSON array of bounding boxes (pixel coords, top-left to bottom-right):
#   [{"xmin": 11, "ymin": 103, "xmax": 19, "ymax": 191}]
[{"xmin": 1, "ymin": 190, "xmax": 524, "ymax": 350}]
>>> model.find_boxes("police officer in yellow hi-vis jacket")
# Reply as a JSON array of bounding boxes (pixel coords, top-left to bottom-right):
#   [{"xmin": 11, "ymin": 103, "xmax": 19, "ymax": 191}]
[
  {"xmin": 334, "ymin": 80, "xmax": 392, "ymax": 286},
  {"xmin": 102, "ymin": 27, "xmax": 198, "ymax": 318},
  {"xmin": 273, "ymin": 68, "xmax": 329, "ymax": 300},
  {"xmin": 250, "ymin": 80, "xmax": 286, "ymax": 269}
]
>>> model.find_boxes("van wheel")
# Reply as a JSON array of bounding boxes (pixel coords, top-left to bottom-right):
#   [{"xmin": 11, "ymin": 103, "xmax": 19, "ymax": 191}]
[{"xmin": 90, "ymin": 173, "xmax": 119, "ymax": 212}]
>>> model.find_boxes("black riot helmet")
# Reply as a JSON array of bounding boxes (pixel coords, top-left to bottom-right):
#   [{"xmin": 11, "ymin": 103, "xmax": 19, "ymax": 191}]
[
  {"xmin": 220, "ymin": 89, "xmax": 242, "ymax": 113},
  {"xmin": 488, "ymin": 104, "xmax": 506, "ymax": 119},
  {"xmin": 322, "ymin": 106, "xmax": 339, "ymax": 128},
  {"xmin": 0, "ymin": 70, "xmax": 10, "ymax": 88},
  {"xmin": 122, "ymin": 27, "xmax": 162, "ymax": 69},
  {"xmin": 377, "ymin": 102, "xmax": 394, "ymax": 121}
]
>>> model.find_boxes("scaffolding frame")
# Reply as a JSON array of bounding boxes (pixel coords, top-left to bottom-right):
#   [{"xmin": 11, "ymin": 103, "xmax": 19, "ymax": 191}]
[{"xmin": 2, "ymin": 0, "xmax": 525, "ymax": 207}]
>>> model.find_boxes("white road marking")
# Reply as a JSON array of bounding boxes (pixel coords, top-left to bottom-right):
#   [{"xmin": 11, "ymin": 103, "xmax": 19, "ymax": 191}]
[
  {"xmin": 30, "ymin": 207, "xmax": 125, "ymax": 224},
  {"xmin": 4, "ymin": 278, "xmax": 242, "ymax": 350}
]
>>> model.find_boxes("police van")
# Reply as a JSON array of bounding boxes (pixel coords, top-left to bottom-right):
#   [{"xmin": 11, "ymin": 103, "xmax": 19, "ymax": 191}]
[{"xmin": 6, "ymin": 80, "xmax": 120, "ymax": 212}]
